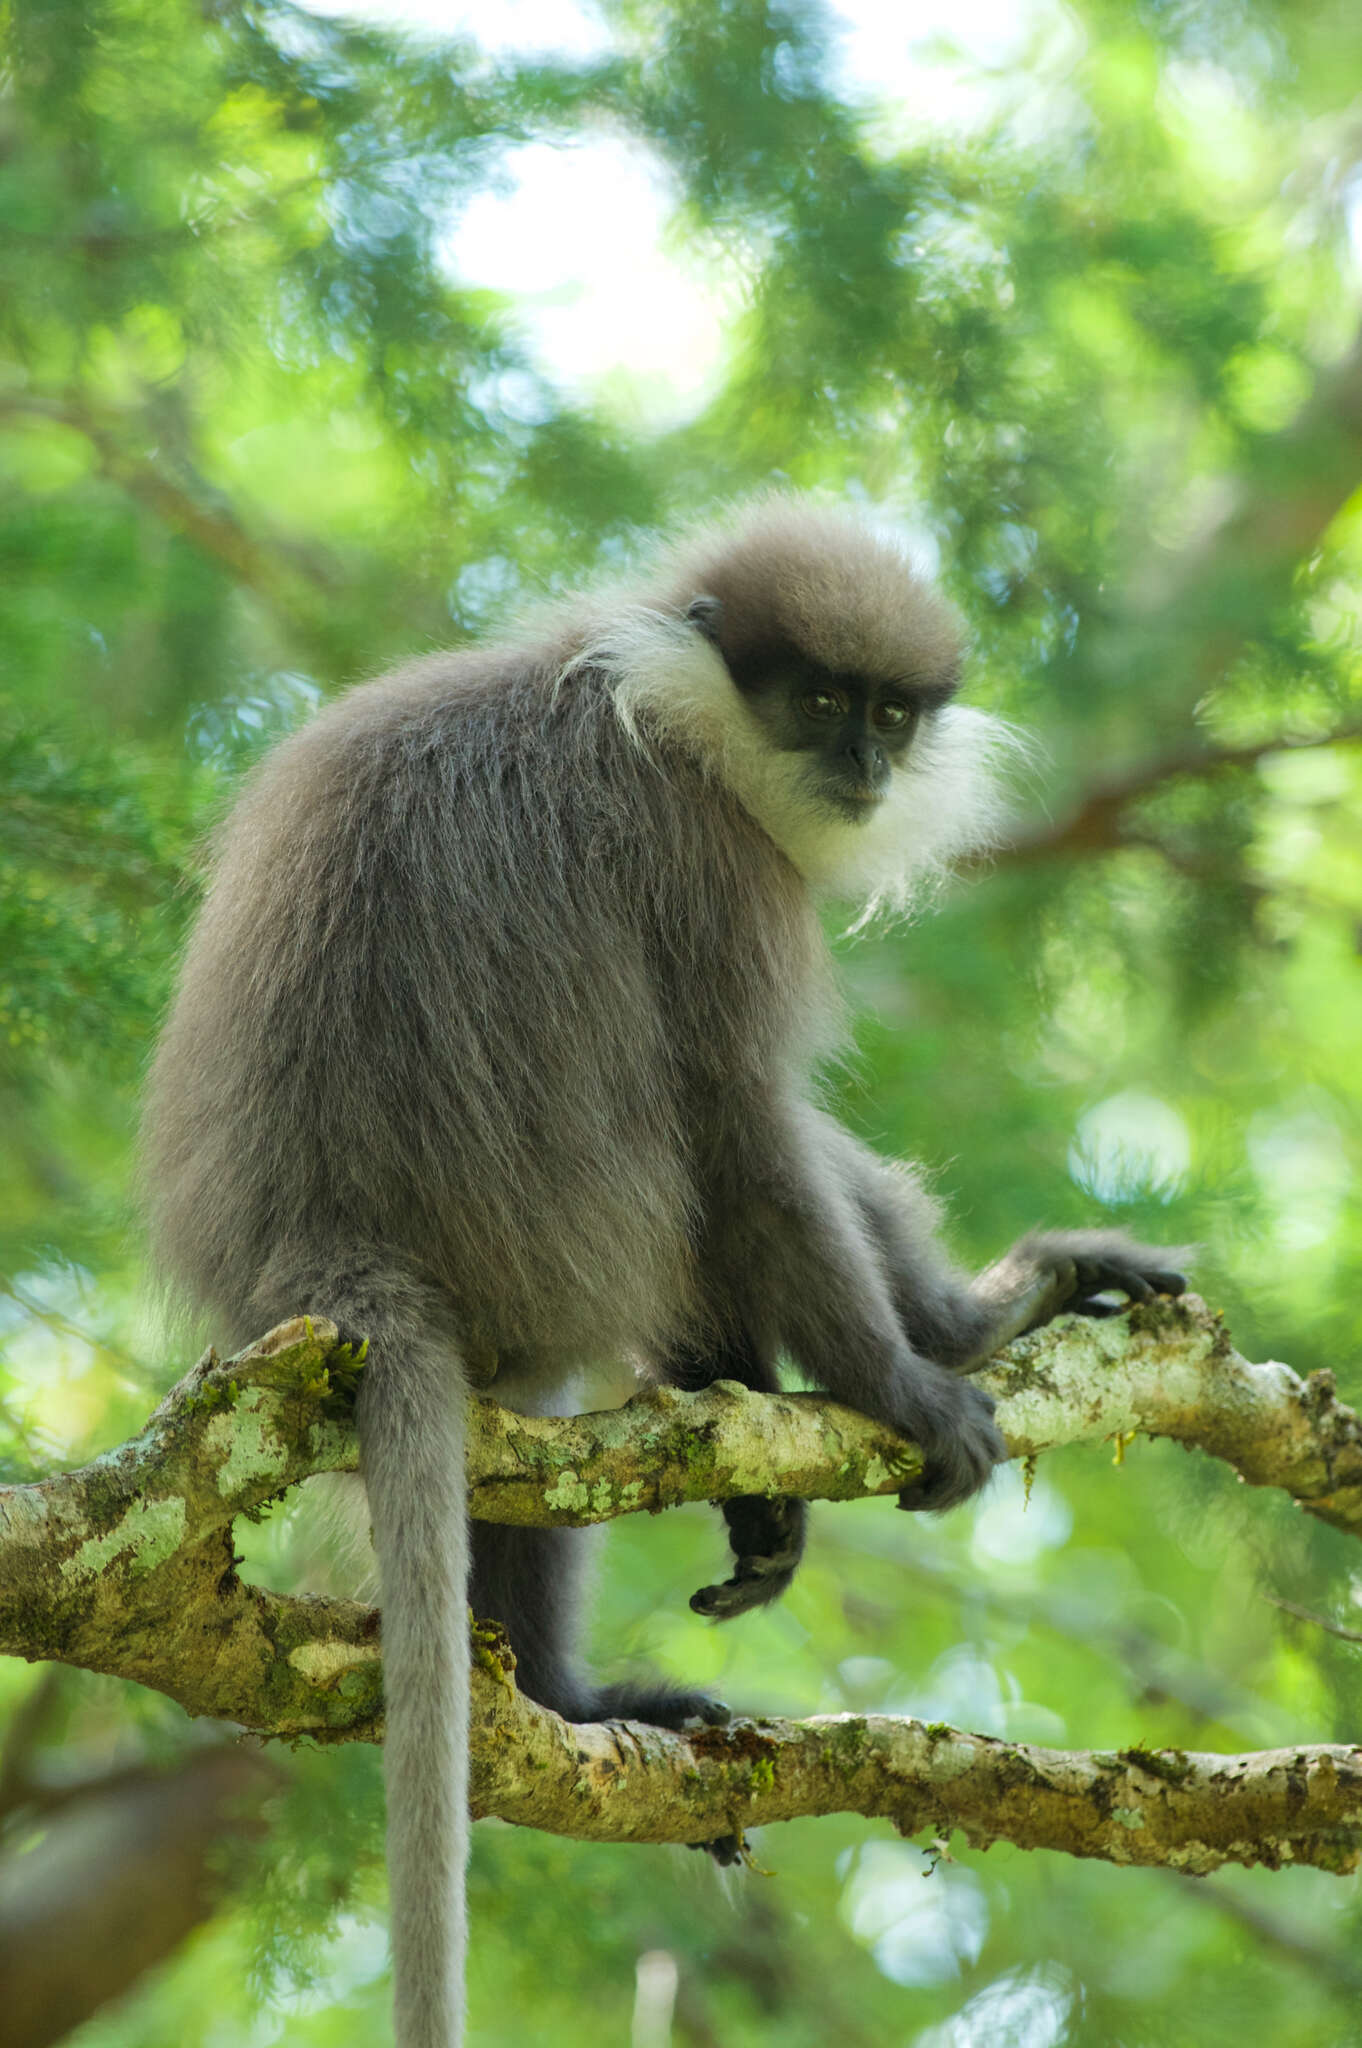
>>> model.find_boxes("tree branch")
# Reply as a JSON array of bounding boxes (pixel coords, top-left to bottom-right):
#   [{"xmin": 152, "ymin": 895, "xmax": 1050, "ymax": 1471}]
[
  {"xmin": 467, "ymin": 1657, "xmax": 1362, "ymax": 1878},
  {"xmin": 0, "ymin": 1741, "xmax": 279, "ymax": 2048},
  {"xmin": 993, "ymin": 317, "xmax": 1362, "ymax": 869},
  {"xmin": 0, "ymin": 393, "xmax": 335, "ymax": 603},
  {"xmin": 4, "ymin": 1298, "xmax": 1362, "ymax": 1876},
  {"xmin": 1000, "ymin": 719, "xmax": 1362, "ymax": 865}
]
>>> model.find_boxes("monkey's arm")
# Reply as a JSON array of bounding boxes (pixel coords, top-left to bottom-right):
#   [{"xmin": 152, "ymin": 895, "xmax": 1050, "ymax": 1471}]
[
  {"xmin": 818, "ymin": 1116, "xmax": 1188, "ymax": 1372},
  {"xmin": 708, "ymin": 1103, "xmax": 1007, "ymax": 1515},
  {"xmin": 682, "ymin": 1119, "xmax": 1185, "ymax": 1612}
]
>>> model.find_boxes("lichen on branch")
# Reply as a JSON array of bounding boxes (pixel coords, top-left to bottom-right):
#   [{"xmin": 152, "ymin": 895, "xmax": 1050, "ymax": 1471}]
[
  {"xmin": 3, "ymin": 1298, "xmax": 1362, "ymax": 1876},
  {"xmin": 468, "ymin": 1648, "xmax": 1362, "ymax": 1878}
]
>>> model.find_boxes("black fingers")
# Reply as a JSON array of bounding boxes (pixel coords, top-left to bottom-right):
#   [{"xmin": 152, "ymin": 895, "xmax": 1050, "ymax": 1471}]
[
  {"xmin": 897, "ymin": 1375, "xmax": 1006, "ymax": 1514},
  {"xmin": 690, "ymin": 1496, "xmax": 808, "ymax": 1620},
  {"xmin": 1069, "ymin": 1244, "xmax": 1186, "ymax": 1315}
]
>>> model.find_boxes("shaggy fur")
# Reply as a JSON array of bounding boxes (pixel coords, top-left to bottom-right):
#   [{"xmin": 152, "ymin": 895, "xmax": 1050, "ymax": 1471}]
[{"xmin": 141, "ymin": 496, "xmax": 1184, "ymax": 2048}]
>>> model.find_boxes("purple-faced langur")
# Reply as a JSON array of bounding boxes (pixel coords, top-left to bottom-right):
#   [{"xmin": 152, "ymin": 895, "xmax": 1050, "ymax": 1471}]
[{"xmin": 142, "ymin": 497, "xmax": 1186, "ymax": 2048}]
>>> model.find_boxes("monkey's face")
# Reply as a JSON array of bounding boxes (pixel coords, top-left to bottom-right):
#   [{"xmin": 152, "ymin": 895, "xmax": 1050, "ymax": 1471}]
[
  {"xmin": 725, "ymin": 661, "xmax": 946, "ymax": 825},
  {"xmin": 682, "ymin": 593, "xmax": 957, "ymax": 827},
  {"xmin": 752, "ymin": 672, "xmax": 926, "ymax": 820},
  {"xmin": 658, "ymin": 543, "xmax": 1004, "ymax": 910}
]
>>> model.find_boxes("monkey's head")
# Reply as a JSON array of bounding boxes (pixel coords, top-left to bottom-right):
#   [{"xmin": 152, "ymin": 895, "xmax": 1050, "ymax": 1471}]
[
  {"xmin": 681, "ymin": 594, "xmax": 960, "ymax": 827},
  {"xmin": 672, "ymin": 499, "xmax": 966, "ymax": 831},
  {"xmin": 586, "ymin": 495, "xmax": 1019, "ymax": 920}
]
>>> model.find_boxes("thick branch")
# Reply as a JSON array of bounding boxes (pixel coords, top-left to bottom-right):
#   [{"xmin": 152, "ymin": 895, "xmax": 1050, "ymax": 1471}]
[
  {"xmin": 994, "ymin": 318, "xmax": 1362, "ymax": 867},
  {"xmin": 4, "ymin": 1298, "xmax": 1362, "ymax": 1877},
  {"xmin": 3, "ymin": 1297, "xmax": 1361, "ymax": 1736},
  {"xmin": 466, "ymin": 1658, "xmax": 1362, "ymax": 1878}
]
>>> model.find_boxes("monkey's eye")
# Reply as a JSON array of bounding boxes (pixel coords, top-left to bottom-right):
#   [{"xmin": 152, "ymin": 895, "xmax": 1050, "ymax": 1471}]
[
  {"xmin": 800, "ymin": 690, "xmax": 847, "ymax": 720},
  {"xmin": 872, "ymin": 699, "xmax": 913, "ymax": 731}
]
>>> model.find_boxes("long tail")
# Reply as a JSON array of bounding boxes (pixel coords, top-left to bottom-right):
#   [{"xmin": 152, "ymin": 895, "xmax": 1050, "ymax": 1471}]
[{"xmin": 354, "ymin": 1294, "xmax": 470, "ymax": 2048}]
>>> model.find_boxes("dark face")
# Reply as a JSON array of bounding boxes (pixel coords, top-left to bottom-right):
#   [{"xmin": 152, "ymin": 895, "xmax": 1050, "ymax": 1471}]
[
  {"xmin": 685, "ymin": 596, "xmax": 954, "ymax": 824},
  {"xmin": 743, "ymin": 666, "xmax": 925, "ymax": 820}
]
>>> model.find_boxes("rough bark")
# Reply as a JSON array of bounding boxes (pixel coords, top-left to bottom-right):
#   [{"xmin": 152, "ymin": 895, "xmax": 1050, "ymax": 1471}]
[
  {"xmin": 468, "ymin": 1650, "xmax": 1362, "ymax": 1878},
  {"xmin": 3, "ymin": 1295, "xmax": 1361, "ymax": 1877}
]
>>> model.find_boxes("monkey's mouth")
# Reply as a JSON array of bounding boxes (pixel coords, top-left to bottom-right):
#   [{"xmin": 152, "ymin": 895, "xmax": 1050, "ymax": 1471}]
[{"xmin": 825, "ymin": 780, "xmax": 886, "ymax": 821}]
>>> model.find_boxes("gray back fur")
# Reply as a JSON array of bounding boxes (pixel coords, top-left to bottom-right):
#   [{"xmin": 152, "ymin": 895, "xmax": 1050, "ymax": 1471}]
[{"xmin": 139, "ymin": 496, "xmax": 1010, "ymax": 2048}]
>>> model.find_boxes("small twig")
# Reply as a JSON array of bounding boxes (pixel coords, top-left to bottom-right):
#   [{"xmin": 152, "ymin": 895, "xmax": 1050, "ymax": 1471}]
[
  {"xmin": 0, "ymin": 1278, "xmax": 150, "ymax": 1378},
  {"xmin": 1000, "ymin": 720, "xmax": 1362, "ymax": 866},
  {"xmin": 1263, "ymin": 1593, "xmax": 1362, "ymax": 1646}
]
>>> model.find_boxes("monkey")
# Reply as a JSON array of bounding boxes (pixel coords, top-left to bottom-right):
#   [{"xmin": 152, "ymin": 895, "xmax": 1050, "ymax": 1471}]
[{"xmin": 140, "ymin": 496, "xmax": 1185, "ymax": 2048}]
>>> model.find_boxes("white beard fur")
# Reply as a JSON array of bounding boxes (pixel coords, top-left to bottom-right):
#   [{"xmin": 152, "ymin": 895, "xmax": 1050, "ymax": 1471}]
[{"xmin": 566, "ymin": 607, "xmax": 1020, "ymax": 928}]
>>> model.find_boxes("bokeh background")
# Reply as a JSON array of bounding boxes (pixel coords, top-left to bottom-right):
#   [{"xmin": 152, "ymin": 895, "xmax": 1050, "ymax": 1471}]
[{"xmin": 3, "ymin": 0, "xmax": 1362, "ymax": 2042}]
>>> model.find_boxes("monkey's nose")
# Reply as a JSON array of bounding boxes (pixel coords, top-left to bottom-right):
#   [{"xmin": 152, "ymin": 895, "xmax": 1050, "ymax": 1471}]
[{"xmin": 842, "ymin": 736, "xmax": 885, "ymax": 778}]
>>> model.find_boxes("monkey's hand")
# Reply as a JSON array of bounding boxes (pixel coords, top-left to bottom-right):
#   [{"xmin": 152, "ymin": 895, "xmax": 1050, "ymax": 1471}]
[
  {"xmin": 895, "ymin": 1366, "xmax": 1006, "ymax": 1513},
  {"xmin": 690, "ymin": 1495, "xmax": 808, "ymax": 1620}
]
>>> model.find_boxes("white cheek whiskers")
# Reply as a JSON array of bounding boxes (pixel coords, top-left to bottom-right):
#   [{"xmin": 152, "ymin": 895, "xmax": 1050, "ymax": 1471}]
[{"xmin": 581, "ymin": 609, "xmax": 1024, "ymax": 929}]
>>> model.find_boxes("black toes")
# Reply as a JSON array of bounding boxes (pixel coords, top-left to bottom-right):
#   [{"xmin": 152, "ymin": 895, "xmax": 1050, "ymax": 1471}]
[
  {"xmin": 897, "ymin": 1477, "xmax": 941, "ymax": 1511},
  {"xmin": 1067, "ymin": 1259, "xmax": 1183, "ymax": 1316},
  {"xmin": 693, "ymin": 1495, "xmax": 807, "ymax": 1619},
  {"xmin": 691, "ymin": 1578, "xmax": 745, "ymax": 1619},
  {"xmin": 592, "ymin": 1682, "xmax": 731, "ymax": 1729},
  {"xmin": 723, "ymin": 1494, "xmax": 806, "ymax": 1558},
  {"xmin": 690, "ymin": 1559, "xmax": 797, "ymax": 1619},
  {"xmin": 687, "ymin": 1833, "xmax": 745, "ymax": 1866},
  {"xmin": 1073, "ymin": 1261, "xmax": 1153, "ymax": 1302},
  {"xmin": 898, "ymin": 1469, "xmax": 984, "ymax": 1512},
  {"xmin": 1031, "ymin": 1233, "xmax": 1191, "ymax": 1320}
]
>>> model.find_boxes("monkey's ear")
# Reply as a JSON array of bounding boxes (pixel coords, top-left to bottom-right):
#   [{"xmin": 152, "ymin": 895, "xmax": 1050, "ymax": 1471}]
[{"xmin": 685, "ymin": 594, "xmax": 724, "ymax": 645}]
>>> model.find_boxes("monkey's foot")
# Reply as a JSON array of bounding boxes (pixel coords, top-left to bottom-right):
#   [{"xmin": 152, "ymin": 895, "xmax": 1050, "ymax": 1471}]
[
  {"xmin": 484, "ymin": 1661, "xmax": 742, "ymax": 1860},
  {"xmin": 591, "ymin": 1681, "xmax": 731, "ymax": 1730},
  {"xmin": 690, "ymin": 1495, "xmax": 807, "ymax": 1618},
  {"xmin": 1024, "ymin": 1230, "xmax": 1189, "ymax": 1321},
  {"xmin": 686, "ymin": 1833, "xmax": 746, "ymax": 1867},
  {"xmin": 596, "ymin": 1684, "xmax": 743, "ymax": 1855},
  {"xmin": 969, "ymin": 1232, "xmax": 1189, "ymax": 1356}
]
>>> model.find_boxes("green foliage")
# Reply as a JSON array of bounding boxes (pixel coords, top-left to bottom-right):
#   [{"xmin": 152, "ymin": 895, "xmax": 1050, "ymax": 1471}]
[{"xmin": 3, "ymin": 0, "xmax": 1362, "ymax": 2042}]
